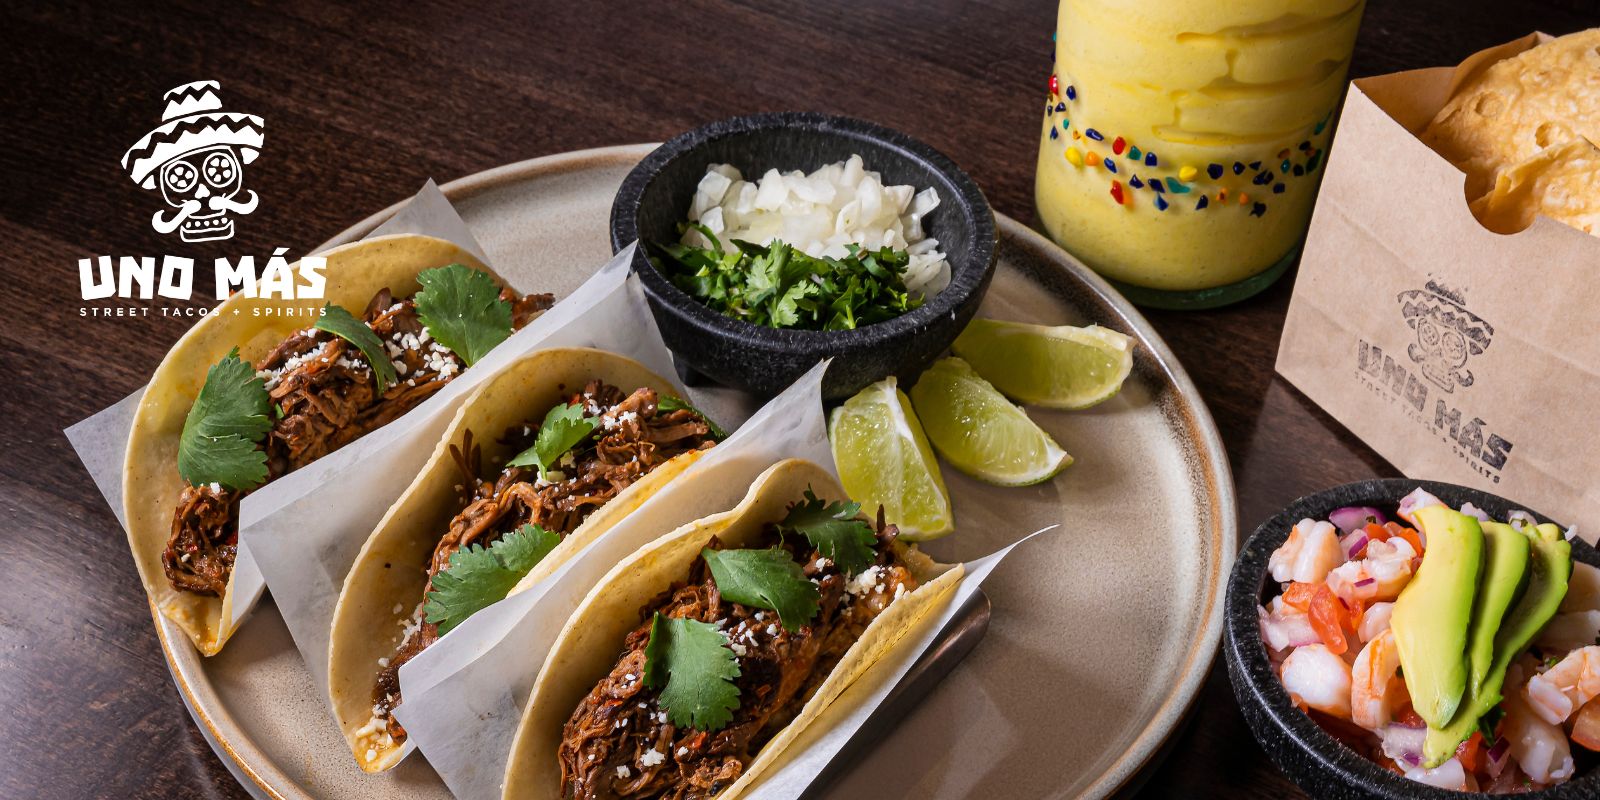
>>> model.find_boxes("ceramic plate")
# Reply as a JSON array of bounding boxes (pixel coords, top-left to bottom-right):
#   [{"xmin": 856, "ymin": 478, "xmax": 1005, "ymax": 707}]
[{"xmin": 151, "ymin": 144, "xmax": 1236, "ymax": 799}]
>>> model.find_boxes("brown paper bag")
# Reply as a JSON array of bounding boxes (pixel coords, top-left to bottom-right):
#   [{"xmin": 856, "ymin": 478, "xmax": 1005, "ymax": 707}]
[{"xmin": 1277, "ymin": 33, "xmax": 1600, "ymax": 542}]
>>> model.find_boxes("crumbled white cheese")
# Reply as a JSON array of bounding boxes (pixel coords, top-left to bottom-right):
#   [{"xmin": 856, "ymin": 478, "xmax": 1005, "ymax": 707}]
[
  {"xmin": 846, "ymin": 566, "xmax": 883, "ymax": 596},
  {"xmin": 640, "ymin": 748, "xmax": 665, "ymax": 767},
  {"xmin": 615, "ymin": 765, "xmax": 631, "ymax": 780},
  {"xmin": 814, "ymin": 558, "xmax": 831, "ymax": 570},
  {"xmin": 729, "ymin": 641, "xmax": 747, "ymax": 657},
  {"xmin": 677, "ymin": 747, "xmax": 688, "ymax": 758}
]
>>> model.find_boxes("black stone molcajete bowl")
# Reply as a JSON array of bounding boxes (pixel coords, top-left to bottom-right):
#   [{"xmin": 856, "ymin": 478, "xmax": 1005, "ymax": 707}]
[
  {"xmin": 610, "ymin": 112, "xmax": 997, "ymax": 401},
  {"xmin": 1225, "ymin": 478, "xmax": 1600, "ymax": 799}
]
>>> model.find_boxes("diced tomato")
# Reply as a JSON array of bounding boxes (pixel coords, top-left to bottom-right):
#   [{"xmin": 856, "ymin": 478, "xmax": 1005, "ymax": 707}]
[
  {"xmin": 1282, "ymin": 582, "xmax": 1318, "ymax": 611},
  {"xmin": 1456, "ymin": 731, "xmax": 1484, "ymax": 772},
  {"xmin": 1309, "ymin": 584, "xmax": 1349, "ymax": 655},
  {"xmin": 1573, "ymin": 696, "xmax": 1600, "ymax": 752},
  {"xmin": 1348, "ymin": 598, "xmax": 1366, "ymax": 632},
  {"xmin": 1364, "ymin": 522, "xmax": 1392, "ymax": 542}
]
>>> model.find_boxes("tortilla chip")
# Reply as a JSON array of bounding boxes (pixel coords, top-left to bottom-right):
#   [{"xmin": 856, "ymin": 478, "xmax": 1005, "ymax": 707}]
[
  {"xmin": 1470, "ymin": 137, "xmax": 1600, "ymax": 235},
  {"xmin": 1422, "ymin": 28, "xmax": 1600, "ymax": 214}
]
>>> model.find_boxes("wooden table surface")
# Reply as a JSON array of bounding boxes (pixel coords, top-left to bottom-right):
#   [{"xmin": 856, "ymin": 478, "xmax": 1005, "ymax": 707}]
[{"xmin": 5, "ymin": 1, "xmax": 1596, "ymax": 798}]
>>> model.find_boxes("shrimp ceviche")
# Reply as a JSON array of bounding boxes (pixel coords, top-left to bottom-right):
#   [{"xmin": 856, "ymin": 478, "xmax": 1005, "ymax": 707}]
[{"xmin": 1260, "ymin": 488, "xmax": 1600, "ymax": 792}]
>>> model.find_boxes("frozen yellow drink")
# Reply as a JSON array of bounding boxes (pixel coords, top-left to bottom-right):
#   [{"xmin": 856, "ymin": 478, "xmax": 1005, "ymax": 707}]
[{"xmin": 1037, "ymin": 0, "xmax": 1365, "ymax": 300}]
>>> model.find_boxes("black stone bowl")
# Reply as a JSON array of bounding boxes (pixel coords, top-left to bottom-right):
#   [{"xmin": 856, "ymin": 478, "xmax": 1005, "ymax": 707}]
[
  {"xmin": 610, "ymin": 112, "xmax": 997, "ymax": 401},
  {"xmin": 1226, "ymin": 478, "xmax": 1600, "ymax": 799}
]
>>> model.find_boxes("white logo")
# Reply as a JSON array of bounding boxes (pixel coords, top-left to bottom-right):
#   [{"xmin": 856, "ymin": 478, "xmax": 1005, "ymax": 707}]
[{"xmin": 121, "ymin": 81, "xmax": 264, "ymax": 242}]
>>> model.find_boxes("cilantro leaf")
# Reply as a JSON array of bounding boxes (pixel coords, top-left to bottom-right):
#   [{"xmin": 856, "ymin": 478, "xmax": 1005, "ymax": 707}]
[
  {"xmin": 643, "ymin": 612, "xmax": 741, "ymax": 731},
  {"xmin": 423, "ymin": 524, "xmax": 561, "ymax": 634},
  {"xmin": 506, "ymin": 401, "xmax": 599, "ymax": 480},
  {"xmin": 650, "ymin": 237, "xmax": 922, "ymax": 331},
  {"xmin": 778, "ymin": 489, "xmax": 877, "ymax": 575},
  {"xmin": 657, "ymin": 394, "xmax": 727, "ymax": 441},
  {"xmin": 314, "ymin": 303, "xmax": 398, "ymax": 394},
  {"xmin": 701, "ymin": 547, "xmax": 820, "ymax": 632},
  {"xmin": 177, "ymin": 348, "xmax": 273, "ymax": 490},
  {"xmin": 413, "ymin": 264, "xmax": 513, "ymax": 366}
]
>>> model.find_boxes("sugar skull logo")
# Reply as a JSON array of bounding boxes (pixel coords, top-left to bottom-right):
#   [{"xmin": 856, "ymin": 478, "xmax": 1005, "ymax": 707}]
[
  {"xmin": 121, "ymin": 81, "xmax": 264, "ymax": 242},
  {"xmin": 1397, "ymin": 281, "xmax": 1493, "ymax": 393}
]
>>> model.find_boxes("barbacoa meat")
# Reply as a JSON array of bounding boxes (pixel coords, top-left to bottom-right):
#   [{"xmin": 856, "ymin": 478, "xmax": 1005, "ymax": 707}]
[
  {"xmin": 161, "ymin": 286, "xmax": 554, "ymax": 596},
  {"xmin": 558, "ymin": 513, "xmax": 917, "ymax": 800},
  {"xmin": 369, "ymin": 381, "xmax": 718, "ymax": 743}
]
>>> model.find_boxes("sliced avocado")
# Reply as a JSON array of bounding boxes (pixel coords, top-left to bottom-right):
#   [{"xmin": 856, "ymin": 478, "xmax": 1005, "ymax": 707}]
[
  {"xmin": 1423, "ymin": 520, "xmax": 1572, "ymax": 765},
  {"xmin": 1392, "ymin": 506, "xmax": 1483, "ymax": 731},
  {"xmin": 1420, "ymin": 521, "xmax": 1529, "ymax": 765},
  {"xmin": 1469, "ymin": 523, "xmax": 1533, "ymax": 691}
]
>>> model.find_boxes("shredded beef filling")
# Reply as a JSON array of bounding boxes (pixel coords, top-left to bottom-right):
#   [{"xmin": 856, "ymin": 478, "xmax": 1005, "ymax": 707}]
[
  {"xmin": 369, "ymin": 381, "xmax": 718, "ymax": 743},
  {"xmin": 558, "ymin": 515, "xmax": 916, "ymax": 800},
  {"xmin": 161, "ymin": 287, "xmax": 554, "ymax": 596}
]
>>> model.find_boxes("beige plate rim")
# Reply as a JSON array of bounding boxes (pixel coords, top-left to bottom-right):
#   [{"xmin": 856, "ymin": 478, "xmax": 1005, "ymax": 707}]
[{"xmin": 150, "ymin": 142, "xmax": 1236, "ymax": 800}]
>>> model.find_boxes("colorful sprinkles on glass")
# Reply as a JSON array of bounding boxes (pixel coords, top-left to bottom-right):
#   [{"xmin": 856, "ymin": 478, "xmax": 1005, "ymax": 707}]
[{"xmin": 1044, "ymin": 60, "xmax": 1332, "ymax": 217}]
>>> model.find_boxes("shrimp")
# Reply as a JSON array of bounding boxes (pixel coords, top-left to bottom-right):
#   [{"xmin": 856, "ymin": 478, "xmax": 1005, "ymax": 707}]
[
  {"xmin": 1359, "ymin": 601, "xmax": 1394, "ymax": 643},
  {"xmin": 1525, "ymin": 646, "xmax": 1600, "ymax": 726},
  {"xmin": 1351, "ymin": 630, "xmax": 1407, "ymax": 730},
  {"xmin": 1280, "ymin": 643, "xmax": 1352, "ymax": 720},
  {"xmin": 1269, "ymin": 519, "xmax": 1343, "ymax": 584},
  {"xmin": 1325, "ymin": 538, "xmax": 1418, "ymax": 603},
  {"xmin": 1258, "ymin": 596, "xmax": 1317, "ymax": 653},
  {"xmin": 1504, "ymin": 662, "xmax": 1576, "ymax": 785}
]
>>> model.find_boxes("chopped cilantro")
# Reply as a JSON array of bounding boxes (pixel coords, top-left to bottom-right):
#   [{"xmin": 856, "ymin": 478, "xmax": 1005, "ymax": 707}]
[
  {"xmin": 649, "ymin": 228, "xmax": 922, "ymax": 331},
  {"xmin": 657, "ymin": 394, "xmax": 727, "ymax": 441},
  {"xmin": 314, "ymin": 304, "xmax": 398, "ymax": 394},
  {"xmin": 177, "ymin": 348, "xmax": 273, "ymax": 490},
  {"xmin": 506, "ymin": 401, "xmax": 599, "ymax": 481},
  {"xmin": 423, "ymin": 524, "xmax": 561, "ymax": 635},
  {"xmin": 413, "ymin": 263, "xmax": 513, "ymax": 366},
  {"xmin": 701, "ymin": 547, "xmax": 820, "ymax": 632},
  {"xmin": 778, "ymin": 489, "xmax": 877, "ymax": 575},
  {"xmin": 642, "ymin": 612, "xmax": 741, "ymax": 731}
]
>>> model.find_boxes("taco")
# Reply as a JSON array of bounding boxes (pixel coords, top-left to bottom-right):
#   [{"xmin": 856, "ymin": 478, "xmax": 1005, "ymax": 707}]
[
  {"xmin": 122, "ymin": 233, "xmax": 553, "ymax": 656},
  {"xmin": 502, "ymin": 457, "xmax": 963, "ymax": 800},
  {"xmin": 328, "ymin": 347, "xmax": 723, "ymax": 772}
]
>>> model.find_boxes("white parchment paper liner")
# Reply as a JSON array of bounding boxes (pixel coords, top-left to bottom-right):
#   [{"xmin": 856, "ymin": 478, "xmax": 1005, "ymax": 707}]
[
  {"xmin": 66, "ymin": 180, "xmax": 489, "ymax": 601},
  {"xmin": 394, "ymin": 361, "xmax": 834, "ymax": 797},
  {"xmin": 64, "ymin": 181, "xmax": 676, "ymax": 695},
  {"xmin": 248, "ymin": 240, "xmax": 687, "ymax": 701}
]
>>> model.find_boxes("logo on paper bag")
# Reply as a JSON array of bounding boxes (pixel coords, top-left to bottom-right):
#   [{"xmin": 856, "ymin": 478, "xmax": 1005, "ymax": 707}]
[
  {"xmin": 121, "ymin": 81, "xmax": 264, "ymax": 242},
  {"xmin": 1354, "ymin": 279, "xmax": 1512, "ymax": 481},
  {"xmin": 1398, "ymin": 281, "xmax": 1494, "ymax": 393}
]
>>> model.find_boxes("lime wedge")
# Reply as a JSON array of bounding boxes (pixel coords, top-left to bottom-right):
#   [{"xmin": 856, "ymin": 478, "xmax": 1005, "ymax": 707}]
[
  {"xmin": 829, "ymin": 377, "xmax": 954, "ymax": 540},
  {"xmin": 909, "ymin": 357, "xmax": 1073, "ymax": 486},
  {"xmin": 951, "ymin": 318, "xmax": 1133, "ymax": 409}
]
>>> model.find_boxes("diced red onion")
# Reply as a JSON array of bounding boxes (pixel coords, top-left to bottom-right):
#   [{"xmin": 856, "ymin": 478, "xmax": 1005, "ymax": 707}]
[
  {"xmin": 1485, "ymin": 737, "xmax": 1510, "ymax": 779},
  {"xmin": 1507, "ymin": 510, "xmax": 1536, "ymax": 530},
  {"xmin": 1459, "ymin": 502, "xmax": 1491, "ymax": 522},
  {"xmin": 1341, "ymin": 532, "xmax": 1370, "ymax": 560},
  {"xmin": 1330, "ymin": 505, "xmax": 1386, "ymax": 533},
  {"xmin": 1355, "ymin": 577, "xmax": 1377, "ymax": 588}
]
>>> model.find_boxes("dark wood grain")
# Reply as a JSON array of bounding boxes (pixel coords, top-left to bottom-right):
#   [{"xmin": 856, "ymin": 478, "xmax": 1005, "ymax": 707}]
[{"xmin": 3, "ymin": 1, "xmax": 1595, "ymax": 798}]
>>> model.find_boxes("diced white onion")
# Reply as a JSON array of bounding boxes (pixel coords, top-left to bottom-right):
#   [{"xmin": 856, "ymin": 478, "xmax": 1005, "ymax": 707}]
[{"xmin": 683, "ymin": 155, "xmax": 950, "ymax": 299}]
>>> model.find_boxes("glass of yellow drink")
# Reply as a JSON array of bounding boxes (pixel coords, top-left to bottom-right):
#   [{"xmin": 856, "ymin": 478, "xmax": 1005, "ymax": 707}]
[{"xmin": 1036, "ymin": 0, "xmax": 1366, "ymax": 309}]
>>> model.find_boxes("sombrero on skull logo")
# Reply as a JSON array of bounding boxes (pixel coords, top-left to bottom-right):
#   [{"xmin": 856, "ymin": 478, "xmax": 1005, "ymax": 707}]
[{"xmin": 122, "ymin": 81, "xmax": 265, "ymax": 242}]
